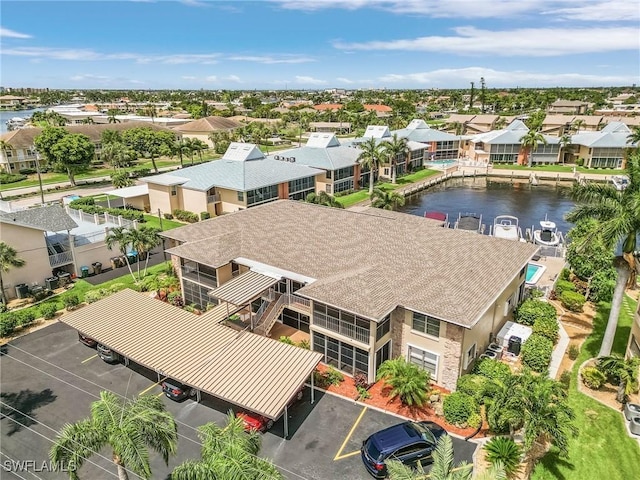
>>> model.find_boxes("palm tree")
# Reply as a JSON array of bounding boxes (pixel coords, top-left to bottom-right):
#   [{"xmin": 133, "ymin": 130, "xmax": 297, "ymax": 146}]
[
  {"xmin": 123, "ymin": 226, "xmax": 161, "ymax": 281},
  {"xmin": 382, "ymin": 134, "xmax": 409, "ymax": 184},
  {"xmin": 171, "ymin": 412, "xmax": 283, "ymax": 480},
  {"xmin": 494, "ymin": 117, "xmax": 508, "ymax": 130},
  {"xmin": 559, "ymin": 133, "xmax": 572, "ymax": 164},
  {"xmin": 107, "ymin": 109, "xmax": 121, "ymax": 124},
  {"xmin": 566, "ymin": 151, "xmax": 640, "ymax": 356},
  {"xmin": 190, "ymin": 138, "xmax": 207, "ymax": 163},
  {"xmin": 376, "ymin": 357, "xmax": 430, "ymax": 407},
  {"xmin": 50, "ymin": 391, "xmax": 177, "ymax": 480},
  {"xmin": 101, "ymin": 142, "xmax": 136, "ymax": 170},
  {"xmin": 597, "ymin": 355, "xmax": 640, "ymax": 403},
  {"xmin": 519, "ymin": 130, "xmax": 547, "ymax": 167},
  {"xmin": 571, "ymin": 119, "xmax": 586, "ymax": 133},
  {"xmin": 181, "ymin": 138, "xmax": 196, "ymax": 165},
  {"xmin": 0, "ymin": 242, "xmax": 26, "ymax": 305},
  {"xmin": 105, "ymin": 227, "xmax": 135, "ymax": 282},
  {"xmin": 370, "ymin": 188, "xmax": 406, "ymax": 210},
  {"xmin": 358, "ymin": 137, "xmax": 384, "ymax": 195},
  {"xmin": 627, "ymin": 126, "xmax": 640, "ymax": 148},
  {"xmin": 306, "ymin": 191, "xmax": 344, "ymax": 209}
]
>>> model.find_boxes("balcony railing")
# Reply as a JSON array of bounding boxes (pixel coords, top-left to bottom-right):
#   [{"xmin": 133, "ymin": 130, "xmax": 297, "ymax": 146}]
[
  {"xmin": 181, "ymin": 266, "xmax": 218, "ymax": 288},
  {"xmin": 314, "ymin": 313, "xmax": 370, "ymax": 344},
  {"xmin": 49, "ymin": 251, "xmax": 74, "ymax": 268},
  {"xmin": 207, "ymin": 194, "xmax": 220, "ymax": 203}
]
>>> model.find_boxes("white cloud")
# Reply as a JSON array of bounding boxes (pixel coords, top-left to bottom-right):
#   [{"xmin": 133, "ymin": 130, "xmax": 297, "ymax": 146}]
[
  {"xmin": 70, "ymin": 74, "xmax": 109, "ymax": 81},
  {"xmin": 205, "ymin": 75, "xmax": 218, "ymax": 82},
  {"xmin": 295, "ymin": 75, "xmax": 327, "ymax": 85},
  {"xmin": 182, "ymin": 76, "xmax": 197, "ymax": 80},
  {"xmin": 0, "ymin": 27, "xmax": 32, "ymax": 38},
  {"xmin": 334, "ymin": 26, "xmax": 638, "ymax": 56},
  {"xmin": 336, "ymin": 77, "xmax": 355, "ymax": 84},
  {"xmin": 274, "ymin": 0, "xmax": 639, "ymax": 21},
  {"xmin": 378, "ymin": 66, "xmax": 635, "ymax": 87},
  {"xmin": 1, "ymin": 47, "xmax": 222, "ymax": 64},
  {"xmin": 180, "ymin": 0, "xmax": 209, "ymax": 6},
  {"xmin": 227, "ymin": 55, "xmax": 314, "ymax": 64},
  {"xmin": 225, "ymin": 75, "xmax": 241, "ymax": 82}
]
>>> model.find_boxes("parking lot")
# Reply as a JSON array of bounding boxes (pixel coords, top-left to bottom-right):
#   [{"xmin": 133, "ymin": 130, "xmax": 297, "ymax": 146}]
[{"xmin": 1, "ymin": 323, "xmax": 477, "ymax": 479}]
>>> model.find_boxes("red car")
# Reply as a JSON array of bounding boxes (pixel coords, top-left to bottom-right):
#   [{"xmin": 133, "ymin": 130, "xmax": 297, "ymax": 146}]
[{"xmin": 236, "ymin": 389, "xmax": 304, "ymax": 432}]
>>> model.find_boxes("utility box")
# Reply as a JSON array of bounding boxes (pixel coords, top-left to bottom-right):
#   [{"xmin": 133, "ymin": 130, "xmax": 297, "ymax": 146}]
[
  {"xmin": 15, "ymin": 284, "xmax": 29, "ymax": 299},
  {"xmin": 58, "ymin": 272, "xmax": 71, "ymax": 285},
  {"xmin": 45, "ymin": 277, "xmax": 59, "ymax": 290}
]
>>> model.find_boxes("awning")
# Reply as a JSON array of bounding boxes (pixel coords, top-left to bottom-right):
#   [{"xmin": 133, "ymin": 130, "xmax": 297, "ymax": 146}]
[
  {"xmin": 105, "ymin": 184, "xmax": 149, "ymax": 199},
  {"xmin": 60, "ymin": 289, "xmax": 322, "ymax": 420},
  {"xmin": 208, "ymin": 270, "xmax": 280, "ymax": 305}
]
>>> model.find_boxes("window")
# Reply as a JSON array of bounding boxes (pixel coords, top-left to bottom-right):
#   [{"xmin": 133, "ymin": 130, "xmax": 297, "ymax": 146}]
[
  {"xmin": 465, "ymin": 343, "xmax": 477, "ymax": 369},
  {"xmin": 237, "ymin": 191, "xmax": 244, "ymax": 201},
  {"xmin": 313, "ymin": 302, "xmax": 371, "ymax": 343},
  {"xmin": 281, "ymin": 308, "xmax": 310, "ymax": 333},
  {"xmin": 231, "ymin": 262, "xmax": 240, "ymax": 277},
  {"xmin": 313, "ymin": 332, "xmax": 369, "ymax": 375},
  {"xmin": 408, "ymin": 345, "xmax": 439, "ymax": 378},
  {"xmin": 246, "ymin": 185, "xmax": 278, "ymax": 207},
  {"xmin": 170, "ymin": 186, "xmax": 177, "ymax": 196},
  {"xmin": 376, "ymin": 315, "xmax": 390, "ymax": 341},
  {"xmin": 375, "ymin": 341, "xmax": 391, "ymax": 371},
  {"xmin": 326, "ymin": 170, "xmax": 332, "ymax": 179},
  {"xmin": 412, "ymin": 312, "xmax": 440, "ymax": 338}
]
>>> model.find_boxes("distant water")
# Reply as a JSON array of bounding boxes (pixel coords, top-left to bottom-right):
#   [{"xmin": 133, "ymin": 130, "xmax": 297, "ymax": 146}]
[
  {"xmin": 399, "ymin": 177, "xmax": 575, "ymax": 235},
  {"xmin": 0, "ymin": 108, "xmax": 44, "ymax": 134}
]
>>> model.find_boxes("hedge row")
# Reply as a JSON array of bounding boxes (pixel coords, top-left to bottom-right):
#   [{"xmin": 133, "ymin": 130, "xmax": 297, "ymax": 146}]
[
  {"xmin": 0, "ymin": 173, "xmax": 27, "ymax": 184},
  {"xmin": 70, "ymin": 204, "xmax": 144, "ymax": 222},
  {"xmin": 521, "ymin": 334, "xmax": 554, "ymax": 373},
  {"xmin": 173, "ymin": 209, "xmax": 199, "ymax": 223},
  {"xmin": 514, "ymin": 299, "xmax": 557, "ymax": 326},
  {"xmin": 0, "ymin": 303, "xmax": 60, "ymax": 337}
]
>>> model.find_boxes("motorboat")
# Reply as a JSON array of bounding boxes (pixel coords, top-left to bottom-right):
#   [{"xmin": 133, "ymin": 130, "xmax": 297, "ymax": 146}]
[
  {"xmin": 492, "ymin": 215, "xmax": 524, "ymax": 241},
  {"xmin": 424, "ymin": 211, "xmax": 449, "ymax": 227},
  {"xmin": 533, "ymin": 218, "xmax": 562, "ymax": 246},
  {"xmin": 454, "ymin": 212, "xmax": 484, "ymax": 233},
  {"xmin": 6, "ymin": 117, "xmax": 27, "ymax": 131},
  {"xmin": 611, "ymin": 175, "xmax": 629, "ymax": 191}
]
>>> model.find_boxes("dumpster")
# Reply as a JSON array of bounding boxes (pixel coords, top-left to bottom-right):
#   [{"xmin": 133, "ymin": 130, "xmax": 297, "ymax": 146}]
[
  {"xmin": 15, "ymin": 284, "xmax": 29, "ymax": 299},
  {"xmin": 45, "ymin": 276, "xmax": 59, "ymax": 290},
  {"xmin": 80, "ymin": 266, "xmax": 90, "ymax": 278},
  {"xmin": 92, "ymin": 262, "xmax": 102, "ymax": 275}
]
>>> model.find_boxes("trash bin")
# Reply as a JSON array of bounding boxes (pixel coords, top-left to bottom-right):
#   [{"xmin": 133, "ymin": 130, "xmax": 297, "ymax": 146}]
[
  {"xmin": 126, "ymin": 253, "xmax": 138, "ymax": 264},
  {"xmin": 58, "ymin": 272, "xmax": 71, "ymax": 285},
  {"xmin": 80, "ymin": 266, "xmax": 90, "ymax": 278},
  {"xmin": 92, "ymin": 262, "xmax": 102, "ymax": 275},
  {"xmin": 15, "ymin": 283, "xmax": 29, "ymax": 299},
  {"xmin": 45, "ymin": 276, "xmax": 59, "ymax": 290}
]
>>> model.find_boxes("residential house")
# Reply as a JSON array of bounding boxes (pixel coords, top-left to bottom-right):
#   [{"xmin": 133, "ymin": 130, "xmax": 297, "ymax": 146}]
[
  {"xmin": 547, "ymin": 100, "xmax": 590, "ymax": 115},
  {"xmin": 173, "ymin": 116, "xmax": 242, "ymax": 147},
  {"xmin": 0, "ymin": 122, "xmax": 178, "ymax": 173},
  {"xmin": 461, "ymin": 120, "xmax": 561, "ymax": 165},
  {"xmin": 309, "ymin": 122, "xmax": 352, "ymax": 134},
  {"xmin": 363, "ymin": 104, "xmax": 393, "ymax": 118},
  {"xmin": 569, "ymin": 122, "xmax": 635, "ymax": 169},
  {"xmin": 391, "ymin": 119, "xmax": 461, "ymax": 162},
  {"xmin": 0, "ymin": 204, "xmax": 134, "ymax": 300},
  {"xmin": 444, "ymin": 114, "xmax": 504, "ymax": 134},
  {"xmin": 160, "ymin": 200, "xmax": 538, "ymax": 390},
  {"xmin": 141, "ymin": 142, "xmax": 325, "ymax": 216},
  {"xmin": 0, "ymin": 95, "xmax": 28, "ymax": 109}
]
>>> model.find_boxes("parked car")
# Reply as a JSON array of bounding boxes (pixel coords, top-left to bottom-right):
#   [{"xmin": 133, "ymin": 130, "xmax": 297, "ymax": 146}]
[
  {"xmin": 78, "ymin": 332, "xmax": 97, "ymax": 347},
  {"xmin": 161, "ymin": 379, "xmax": 196, "ymax": 401},
  {"xmin": 361, "ymin": 421, "xmax": 447, "ymax": 478},
  {"xmin": 96, "ymin": 343, "xmax": 119, "ymax": 364},
  {"xmin": 236, "ymin": 388, "xmax": 304, "ymax": 432}
]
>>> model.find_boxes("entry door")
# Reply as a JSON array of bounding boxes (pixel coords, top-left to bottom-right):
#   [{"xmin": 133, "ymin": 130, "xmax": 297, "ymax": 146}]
[{"xmin": 375, "ymin": 341, "xmax": 391, "ymax": 372}]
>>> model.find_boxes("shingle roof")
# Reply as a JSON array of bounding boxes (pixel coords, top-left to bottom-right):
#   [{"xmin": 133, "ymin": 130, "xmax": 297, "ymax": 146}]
[
  {"xmin": 162, "ymin": 201, "xmax": 538, "ymax": 327},
  {"xmin": 0, "ymin": 205, "xmax": 78, "ymax": 232},
  {"xmin": 174, "ymin": 116, "xmax": 241, "ymax": 133},
  {"xmin": 142, "ymin": 143, "xmax": 324, "ymax": 192},
  {"xmin": 60, "ymin": 289, "xmax": 322, "ymax": 420}
]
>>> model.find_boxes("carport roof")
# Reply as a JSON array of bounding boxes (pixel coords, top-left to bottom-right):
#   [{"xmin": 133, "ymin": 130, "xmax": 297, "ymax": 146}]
[
  {"xmin": 208, "ymin": 270, "xmax": 280, "ymax": 305},
  {"xmin": 60, "ymin": 289, "xmax": 322, "ymax": 419}
]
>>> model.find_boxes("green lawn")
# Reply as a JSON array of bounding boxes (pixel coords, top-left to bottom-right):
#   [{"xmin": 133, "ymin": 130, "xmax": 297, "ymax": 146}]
[
  {"xmin": 336, "ymin": 169, "xmax": 440, "ymax": 208},
  {"xmin": 492, "ymin": 164, "xmax": 622, "ymax": 176},
  {"xmin": 142, "ymin": 214, "xmax": 185, "ymax": 231},
  {"xmin": 531, "ymin": 295, "xmax": 640, "ymax": 480}
]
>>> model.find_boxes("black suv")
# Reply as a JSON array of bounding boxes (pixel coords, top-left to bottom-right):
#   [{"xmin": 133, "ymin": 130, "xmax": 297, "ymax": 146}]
[
  {"xmin": 161, "ymin": 379, "xmax": 196, "ymax": 401},
  {"xmin": 361, "ymin": 421, "xmax": 447, "ymax": 478}
]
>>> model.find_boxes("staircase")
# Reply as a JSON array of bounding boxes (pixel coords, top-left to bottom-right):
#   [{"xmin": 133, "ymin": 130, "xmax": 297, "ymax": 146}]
[{"xmin": 253, "ymin": 292, "xmax": 311, "ymax": 337}]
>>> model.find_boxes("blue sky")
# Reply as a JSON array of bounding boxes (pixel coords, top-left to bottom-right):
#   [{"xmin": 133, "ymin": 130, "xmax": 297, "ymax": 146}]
[{"xmin": 1, "ymin": 0, "xmax": 639, "ymax": 89}]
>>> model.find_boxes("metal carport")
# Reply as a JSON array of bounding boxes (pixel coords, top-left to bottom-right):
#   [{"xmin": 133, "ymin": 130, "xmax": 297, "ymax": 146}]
[{"xmin": 60, "ymin": 289, "xmax": 322, "ymax": 436}]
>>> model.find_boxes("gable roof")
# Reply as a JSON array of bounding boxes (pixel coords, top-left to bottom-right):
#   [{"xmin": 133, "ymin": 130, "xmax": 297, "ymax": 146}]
[
  {"xmin": 364, "ymin": 125, "xmax": 391, "ymax": 138},
  {"xmin": 392, "ymin": 119, "xmax": 460, "ymax": 143},
  {"xmin": 305, "ymin": 132, "xmax": 341, "ymax": 148},
  {"xmin": 0, "ymin": 205, "xmax": 78, "ymax": 232},
  {"xmin": 364, "ymin": 104, "xmax": 392, "ymax": 112},
  {"xmin": 571, "ymin": 122, "xmax": 633, "ymax": 148},
  {"xmin": 174, "ymin": 116, "xmax": 241, "ymax": 133},
  {"xmin": 162, "ymin": 201, "xmax": 538, "ymax": 328}
]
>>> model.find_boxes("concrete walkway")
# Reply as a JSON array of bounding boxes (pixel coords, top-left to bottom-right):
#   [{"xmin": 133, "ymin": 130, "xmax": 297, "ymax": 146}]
[{"xmin": 549, "ymin": 321, "xmax": 570, "ymax": 379}]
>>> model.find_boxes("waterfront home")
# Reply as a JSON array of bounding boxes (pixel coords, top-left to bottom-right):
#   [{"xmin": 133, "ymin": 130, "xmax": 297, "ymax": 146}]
[
  {"xmin": 547, "ymin": 100, "xmax": 591, "ymax": 115},
  {"xmin": 0, "ymin": 95, "xmax": 28, "ymax": 109},
  {"xmin": 460, "ymin": 120, "xmax": 561, "ymax": 165},
  {"xmin": 160, "ymin": 200, "xmax": 539, "ymax": 390},
  {"xmin": 570, "ymin": 122, "xmax": 635, "ymax": 169},
  {"xmin": 141, "ymin": 142, "xmax": 324, "ymax": 217},
  {"xmin": 0, "ymin": 122, "xmax": 177, "ymax": 173},
  {"xmin": 391, "ymin": 119, "xmax": 461, "ymax": 162}
]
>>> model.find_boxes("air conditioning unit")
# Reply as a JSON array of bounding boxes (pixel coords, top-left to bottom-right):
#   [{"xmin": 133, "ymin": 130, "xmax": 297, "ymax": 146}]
[
  {"xmin": 480, "ymin": 350, "xmax": 497, "ymax": 360},
  {"xmin": 274, "ymin": 155, "xmax": 280, "ymax": 160},
  {"xmin": 487, "ymin": 343, "xmax": 503, "ymax": 359},
  {"xmin": 289, "ymin": 157, "xmax": 296, "ymax": 162}
]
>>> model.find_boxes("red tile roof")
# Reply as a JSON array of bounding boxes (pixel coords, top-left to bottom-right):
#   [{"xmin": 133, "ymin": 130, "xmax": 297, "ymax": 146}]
[{"xmin": 364, "ymin": 104, "xmax": 392, "ymax": 112}]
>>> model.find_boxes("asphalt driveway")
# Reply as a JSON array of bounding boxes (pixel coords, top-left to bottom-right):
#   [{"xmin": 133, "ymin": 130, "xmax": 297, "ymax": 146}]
[{"xmin": 1, "ymin": 322, "xmax": 477, "ymax": 479}]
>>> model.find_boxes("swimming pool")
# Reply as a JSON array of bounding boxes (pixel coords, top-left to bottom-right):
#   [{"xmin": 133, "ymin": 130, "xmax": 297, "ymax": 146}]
[
  {"xmin": 425, "ymin": 159, "xmax": 458, "ymax": 170},
  {"xmin": 526, "ymin": 263, "xmax": 546, "ymax": 285}
]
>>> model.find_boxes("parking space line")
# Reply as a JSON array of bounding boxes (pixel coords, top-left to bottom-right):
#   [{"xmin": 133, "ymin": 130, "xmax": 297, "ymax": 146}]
[
  {"xmin": 156, "ymin": 392, "xmax": 165, "ymax": 397},
  {"xmin": 81, "ymin": 354, "xmax": 98, "ymax": 363},
  {"xmin": 334, "ymin": 406, "xmax": 367, "ymax": 461},
  {"xmin": 139, "ymin": 382, "xmax": 161, "ymax": 396}
]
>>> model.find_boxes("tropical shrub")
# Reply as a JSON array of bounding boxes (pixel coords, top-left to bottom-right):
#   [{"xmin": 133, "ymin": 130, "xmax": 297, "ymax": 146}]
[
  {"xmin": 560, "ymin": 290, "xmax": 585, "ymax": 312},
  {"xmin": 39, "ymin": 303, "xmax": 58, "ymax": 320},
  {"xmin": 581, "ymin": 367, "xmax": 607, "ymax": 390},
  {"xmin": 314, "ymin": 367, "xmax": 344, "ymax": 388},
  {"xmin": 559, "ymin": 370, "xmax": 571, "ymax": 390},
  {"xmin": 467, "ymin": 412, "xmax": 482, "ymax": 429},
  {"xmin": 0, "ymin": 313, "xmax": 17, "ymax": 336},
  {"xmin": 163, "ymin": 213, "xmax": 174, "ymax": 220},
  {"xmin": 168, "ymin": 292, "xmax": 184, "ymax": 307},
  {"xmin": 296, "ymin": 339, "xmax": 310, "ymax": 350},
  {"xmin": 18, "ymin": 168, "xmax": 37, "ymax": 175},
  {"xmin": 70, "ymin": 197, "xmax": 96, "ymax": 206},
  {"xmin": 63, "ymin": 294, "xmax": 79, "ymax": 311},
  {"xmin": 354, "ymin": 372, "xmax": 369, "ymax": 389},
  {"xmin": 357, "ymin": 386, "xmax": 371, "ymax": 400},
  {"xmin": 456, "ymin": 374, "xmax": 489, "ymax": 404},
  {"xmin": 514, "ymin": 299, "xmax": 557, "ymax": 326},
  {"xmin": 532, "ymin": 315, "xmax": 559, "ymax": 342},
  {"xmin": 484, "ymin": 437, "xmax": 523, "ymax": 478},
  {"xmin": 17, "ymin": 310, "xmax": 36, "ymax": 327},
  {"xmin": 173, "ymin": 209, "xmax": 199, "ymax": 223},
  {"xmin": 554, "ymin": 279, "xmax": 576, "ymax": 296},
  {"xmin": 0, "ymin": 173, "xmax": 27, "ymax": 184},
  {"xmin": 85, "ymin": 289, "xmax": 108, "ymax": 304},
  {"xmin": 131, "ymin": 168, "xmax": 151, "ymax": 178},
  {"xmin": 473, "ymin": 357, "xmax": 512, "ymax": 382},
  {"xmin": 590, "ymin": 270, "xmax": 616, "ymax": 303},
  {"xmin": 559, "ymin": 268, "xmax": 571, "ymax": 281},
  {"xmin": 443, "ymin": 392, "xmax": 478, "ymax": 426},
  {"xmin": 278, "ymin": 336, "xmax": 295, "ymax": 345},
  {"xmin": 521, "ymin": 334, "xmax": 553, "ymax": 373},
  {"xmin": 376, "ymin": 357, "xmax": 430, "ymax": 406},
  {"xmin": 568, "ymin": 344, "xmax": 580, "ymax": 360},
  {"xmin": 200, "ymin": 211, "xmax": 210, "ymax": 221}
]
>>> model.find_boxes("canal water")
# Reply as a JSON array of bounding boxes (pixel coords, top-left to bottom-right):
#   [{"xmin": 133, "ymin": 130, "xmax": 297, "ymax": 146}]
[
  {"xmin": 399, "ymin": 177, "xmax": 575, "ymax": 237},
  {"xmin": 0, "ymin": 108, "xmax": 44, "ymax": 134}
]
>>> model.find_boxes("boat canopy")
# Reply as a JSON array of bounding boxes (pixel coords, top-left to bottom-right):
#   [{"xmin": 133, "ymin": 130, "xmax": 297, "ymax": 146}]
[{"xmin": 540, "ymin": 220, "xmax": 556, "ymax": 229}]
